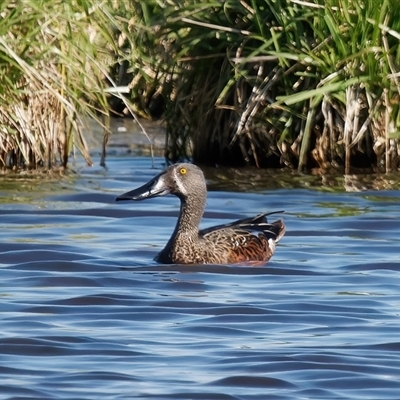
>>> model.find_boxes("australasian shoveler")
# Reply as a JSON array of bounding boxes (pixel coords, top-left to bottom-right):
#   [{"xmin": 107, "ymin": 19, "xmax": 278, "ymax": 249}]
[{"xmin": 116, "ymin": 163, "xmax": 285, "ymax": 264}]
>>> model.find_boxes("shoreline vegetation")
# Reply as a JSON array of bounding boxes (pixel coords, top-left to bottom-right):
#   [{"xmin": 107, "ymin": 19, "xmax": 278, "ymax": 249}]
[{"xmin": 1, "ymin": 0, "xmax": 399, "ymax": 174}]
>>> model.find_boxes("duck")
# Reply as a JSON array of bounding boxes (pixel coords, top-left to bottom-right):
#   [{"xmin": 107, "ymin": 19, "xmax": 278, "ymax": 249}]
[{"xmin": 116, "ymin": 163, "xmax": 285, "ymax": 265}]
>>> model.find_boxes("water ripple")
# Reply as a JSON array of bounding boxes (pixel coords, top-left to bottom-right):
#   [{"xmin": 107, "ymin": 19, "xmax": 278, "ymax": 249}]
[{"xmin": 1, "ymin": 157, "xmax": 400, "ymax": 399}]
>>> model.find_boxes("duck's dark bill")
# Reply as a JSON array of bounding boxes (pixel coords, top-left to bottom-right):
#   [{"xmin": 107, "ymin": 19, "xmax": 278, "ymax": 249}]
[{"xmin": 116, "ymin": 175, "xmax": 170, "ymax": 201}]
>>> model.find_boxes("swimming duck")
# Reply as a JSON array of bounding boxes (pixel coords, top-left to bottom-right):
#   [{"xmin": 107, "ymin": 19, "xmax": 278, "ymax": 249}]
[{"xmin": 116, "ymin": 163, "xmax": 285, "ymax": 264}]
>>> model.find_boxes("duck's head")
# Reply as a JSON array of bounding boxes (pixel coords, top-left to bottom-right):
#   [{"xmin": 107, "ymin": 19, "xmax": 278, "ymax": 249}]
[{"xmin": 115, "ymin": 163, "xmax": 206, "ymax": 202}]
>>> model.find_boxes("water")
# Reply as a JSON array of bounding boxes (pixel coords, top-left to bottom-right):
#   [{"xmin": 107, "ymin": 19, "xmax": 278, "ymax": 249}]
[{"xmin": 1, "ymin": 154, "xmax": 400, "ymax": 400}]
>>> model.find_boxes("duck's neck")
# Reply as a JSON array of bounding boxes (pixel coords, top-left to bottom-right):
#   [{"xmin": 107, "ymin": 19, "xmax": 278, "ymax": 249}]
[{"xmin": 168, "ymin": 193, "xmax": 206, "ymax": 245}]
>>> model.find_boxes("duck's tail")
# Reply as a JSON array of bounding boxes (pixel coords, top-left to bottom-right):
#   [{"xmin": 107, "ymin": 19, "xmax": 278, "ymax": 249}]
[
  {"xmin": 245, "ymin": 212, "xmax": 286, "ymax": 243},
  {"xmin": 269, "ymin": 219, "xmax": 286, "ymax": 243}
]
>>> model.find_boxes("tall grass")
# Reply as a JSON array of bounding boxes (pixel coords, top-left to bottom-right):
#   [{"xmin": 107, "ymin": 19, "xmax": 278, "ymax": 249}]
[
  {"xmin": 124, "ymin": 0, "xmax": 400, "ymax": 172},
  {"xmin": 0, "ymin": 0, "xmax": 120, "ymax": 170},
  {"xmin": 2, "ymin": 0, "xmax": 398, "ymax": 173}
]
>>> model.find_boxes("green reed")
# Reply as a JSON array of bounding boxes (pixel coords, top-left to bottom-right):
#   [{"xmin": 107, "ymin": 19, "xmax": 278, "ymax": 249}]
[{"xmin": 122, "ymin": 0, "xmax": 400, "ymax": 172}]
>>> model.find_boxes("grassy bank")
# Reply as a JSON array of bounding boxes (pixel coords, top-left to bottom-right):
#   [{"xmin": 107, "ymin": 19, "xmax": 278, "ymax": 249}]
[
  {"xmin": 1, "ymin": 0, "xmax": 399, "ymax": 173},
  {"xmin": 123, "ymin": 0, "xmax": 400, "ymax": 173}
]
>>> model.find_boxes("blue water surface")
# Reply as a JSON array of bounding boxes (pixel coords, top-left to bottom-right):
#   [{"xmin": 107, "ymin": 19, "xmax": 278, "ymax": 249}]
[{"xmin": 1, "ymin": 155, "xmax": 400, "ymax": 400}]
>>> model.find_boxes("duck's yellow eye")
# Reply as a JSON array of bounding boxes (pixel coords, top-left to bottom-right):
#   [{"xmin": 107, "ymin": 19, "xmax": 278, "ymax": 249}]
[{"xmin": 179, "ymin": 167, "xmax": 187, "ymax": 175}]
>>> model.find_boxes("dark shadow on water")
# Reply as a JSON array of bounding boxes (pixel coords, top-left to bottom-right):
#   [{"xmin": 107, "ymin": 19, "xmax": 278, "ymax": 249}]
[{"xmin": 126, "ymin": 263, "xmax": 328, "ymax": 276}]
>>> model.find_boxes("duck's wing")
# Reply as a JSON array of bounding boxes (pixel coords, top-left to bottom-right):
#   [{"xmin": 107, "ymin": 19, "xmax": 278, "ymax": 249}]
[
  {"xmin": 200, "ymin": 211, "xmax": 285, "ymax": 242},
  {"xmin": 199, "ymin": 212, "xmax": 285, "ymax": 263}
]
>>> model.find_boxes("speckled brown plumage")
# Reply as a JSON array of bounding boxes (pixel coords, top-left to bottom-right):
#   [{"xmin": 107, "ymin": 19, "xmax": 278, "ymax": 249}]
[{"xmin": 116, "ymin": 163, "xmax": 285, "ymax": 265}]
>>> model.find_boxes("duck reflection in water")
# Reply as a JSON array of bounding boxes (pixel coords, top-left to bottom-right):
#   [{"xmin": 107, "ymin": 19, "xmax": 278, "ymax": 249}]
[{"xmin": 116, "ymin": 163, "xmax": 285, "ymax": 265}]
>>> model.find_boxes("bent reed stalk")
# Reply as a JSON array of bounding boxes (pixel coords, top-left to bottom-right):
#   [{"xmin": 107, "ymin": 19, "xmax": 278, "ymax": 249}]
[{"xmin": 123, "ymin": 0, "xmax": 400, "ymax": 173}]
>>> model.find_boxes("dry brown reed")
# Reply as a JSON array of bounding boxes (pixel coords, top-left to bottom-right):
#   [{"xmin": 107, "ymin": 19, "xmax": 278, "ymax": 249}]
[
  {"xmin": 0, "ymin": 1, "xmax": 121, "ymax": 171},
  {"xmin": 0, "ymin": 65, "xmax": 91, "ymax": 170}
]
